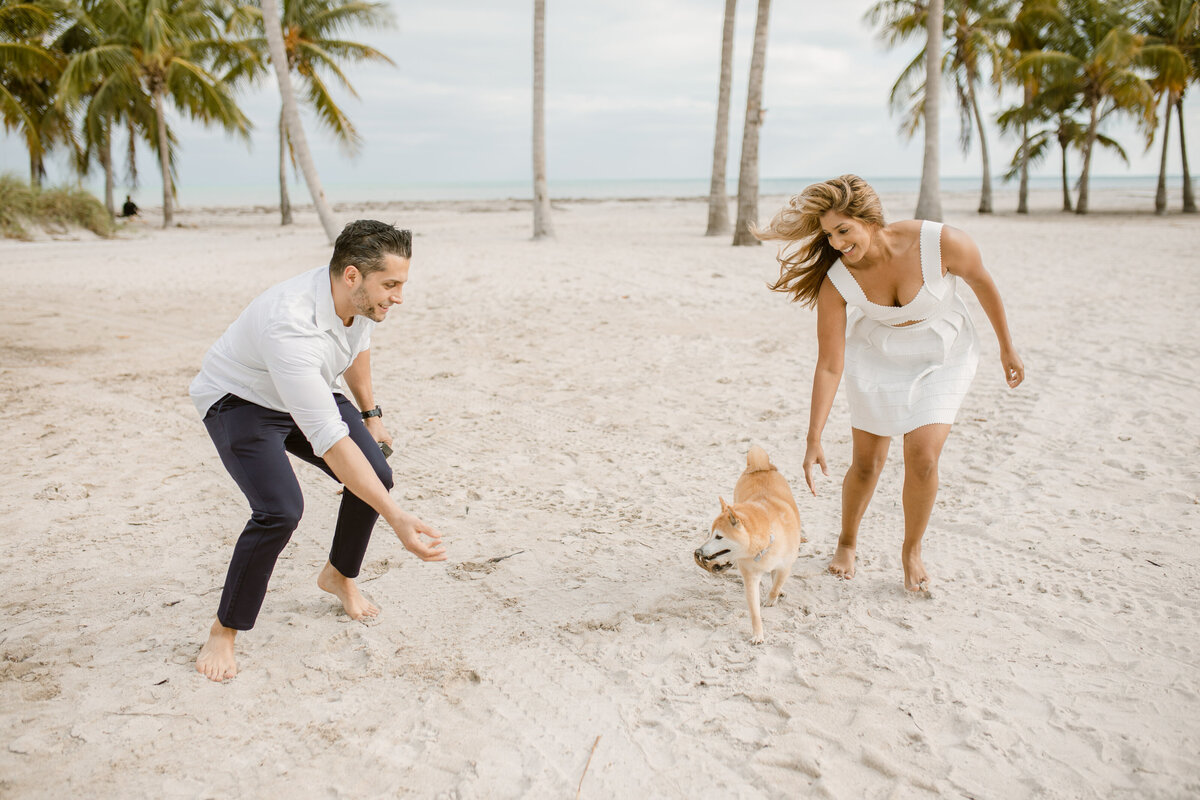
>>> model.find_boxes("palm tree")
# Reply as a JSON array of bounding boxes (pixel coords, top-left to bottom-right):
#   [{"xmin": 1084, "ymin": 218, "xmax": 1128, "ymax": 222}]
[
  {"xmin": 999, "ymin": 0, "xmax": 1062, "ymax": 213},
  {"xmin": 1000, "ymin": 2, "xmax": 1093, "ymax": 212},
  {"xmin": 51, "ymin": 0, "xmax": 155, "ymax": 215},
  {"xmin": 1180, "ymin": 37, "xmax": 1200, "ymax": 211},
  {"xmin": 946, "ymin": 0, "xmax": 1010, "ymax": 213},
  {"xmin": 871, "ymin": 0, "xmax": 1005, "ymax": 216},
  {"xmin": 1019, "ymin": 0, "xmax": 1156, "ymax": 214},
  {"xmin": 918, "ymin": 0, "xmax": 944, "ymax": 220},
  {"xmin": 52, "ymin": 0, "xmax": 111, "ymax": 210},
  {"xmin": 732, "ymin": 0, "xmax": 771, "ymax": 247},
  {"xmin": 1181, "ymin": 29, "xmax": 1199, "ymax": 211},
  {"xmin": 59, "ymin": 0, "xmax": 251, "ymax": 227},
  {"xmin": 705, "ymin": 0, "xmax": 736, "ymax": 236},
  {"xmin": 0, "ymin": 1, "xmax": 51, "ymax": 146},
  {"xmin": 1000, "ymin": 92, "xmax": 1128, "ymax": 211},
  {"xmin": 532, "ymin": 0, "xmax": 552, "ymax": 240},
  {"xmin": 1, "ymin": 0, "xmax": 76, "ymax": 188},
  {"xmin": 867, "ymin": 0, "xmax": 944, "ymax": 221},
  {"xmin": 259, "ymin": 0, "xmax": 339, "ymax": 241},
  {"xmin": 1138, "ymin": 0, "xmax": 1198, "ymax": 213},
  {"xmin": 227, "ymin": 0, "xmax": 394, "ymax": 226},
  {"xmin": 5, "ymin": 70, "xmax": 78, "ymax": 189},
  {"xmin": 74, "ymin": 73, "xmax": 168, "ymax": 216}
]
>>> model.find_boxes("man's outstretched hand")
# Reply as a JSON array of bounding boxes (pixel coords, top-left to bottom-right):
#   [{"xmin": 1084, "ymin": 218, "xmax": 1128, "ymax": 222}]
[{"xmin": 390, "ymin": 511, "xmax": 446, "ymax": 561}]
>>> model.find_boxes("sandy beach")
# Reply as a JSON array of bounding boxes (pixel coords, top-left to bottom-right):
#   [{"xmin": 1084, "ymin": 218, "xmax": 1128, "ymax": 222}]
[{"xmin": 1, "ymin": 187, "xmax": 1198, "ymax": 798}]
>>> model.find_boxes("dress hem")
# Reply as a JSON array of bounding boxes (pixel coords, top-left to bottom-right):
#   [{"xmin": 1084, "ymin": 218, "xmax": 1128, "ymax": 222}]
[{"xmin": 849, "ymin": 412, "xmax": 959, "ymax": 438}]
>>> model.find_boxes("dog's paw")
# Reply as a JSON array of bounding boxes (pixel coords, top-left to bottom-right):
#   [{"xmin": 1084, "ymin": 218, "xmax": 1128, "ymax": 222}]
[
  {"xmin": 750, "ymin": 632, "xmax": 764, "ymax": 645},
  {"xmin": 764, "ymin": 592, "xmax": 784, "ymax": 607}
]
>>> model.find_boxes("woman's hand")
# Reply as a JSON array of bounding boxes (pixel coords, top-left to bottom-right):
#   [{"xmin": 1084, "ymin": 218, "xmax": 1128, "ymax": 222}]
[
  {"xmin": 803, "ymin": 440, "xmax": 828, "ymax": 496},
  {"xmin": 1001, "ymin": 348, "xmax": 1025, "ymax": 388}
]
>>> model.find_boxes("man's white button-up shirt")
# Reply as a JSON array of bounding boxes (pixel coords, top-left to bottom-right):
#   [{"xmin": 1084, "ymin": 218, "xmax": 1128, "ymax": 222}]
[{"xmin": 190, "ymin": 266, "xmax": 376, "ymax": 456}]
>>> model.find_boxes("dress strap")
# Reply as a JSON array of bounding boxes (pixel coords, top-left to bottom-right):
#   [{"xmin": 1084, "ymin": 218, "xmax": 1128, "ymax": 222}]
[
  {"xmin": 919, "ymin": 220, "xmax": 946, "ymax": 294},
  {"xmin": 825, "ymin": 261, "xmax": 868, "ymax": 306}
]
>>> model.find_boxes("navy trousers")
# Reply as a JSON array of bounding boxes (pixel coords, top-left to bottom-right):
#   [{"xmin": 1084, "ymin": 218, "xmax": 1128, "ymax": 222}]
[{"xmin": 203, "ymin": 393, "xmax": 393, "ymax": 630}]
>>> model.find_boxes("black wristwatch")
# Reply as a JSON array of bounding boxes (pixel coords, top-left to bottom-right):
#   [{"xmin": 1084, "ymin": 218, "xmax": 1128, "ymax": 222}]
[{"xmin": 361, "ymin": 406, "xmax": 382, "ymax": 420}]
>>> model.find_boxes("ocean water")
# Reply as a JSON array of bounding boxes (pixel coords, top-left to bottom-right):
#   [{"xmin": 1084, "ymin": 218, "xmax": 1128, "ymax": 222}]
[{"xmin": 171, "ymin": 174, "xmax": 1182, "ymax": 208}]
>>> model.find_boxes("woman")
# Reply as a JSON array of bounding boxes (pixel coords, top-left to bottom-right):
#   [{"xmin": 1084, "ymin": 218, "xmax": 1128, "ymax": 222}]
[{"xmin": 758, "ymin": 175, "xmax": 1024, "ymax": 592}]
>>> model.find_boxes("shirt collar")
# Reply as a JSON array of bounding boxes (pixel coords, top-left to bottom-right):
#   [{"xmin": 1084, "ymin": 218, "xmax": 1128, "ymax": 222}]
[{"xmin": 313, "ymin": 266, "xmax": 344, "ymax": 333}]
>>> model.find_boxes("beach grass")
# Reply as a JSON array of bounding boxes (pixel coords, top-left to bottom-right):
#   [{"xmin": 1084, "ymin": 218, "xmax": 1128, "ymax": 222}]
[{"xmin": 0, "ymin": 174, "xmax": 115, "ymax": 241}]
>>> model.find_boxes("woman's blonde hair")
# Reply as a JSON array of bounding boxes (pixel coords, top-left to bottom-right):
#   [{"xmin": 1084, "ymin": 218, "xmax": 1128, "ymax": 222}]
[{"xmin": 757, "ymin": 174, "xmax": 885, "ymax": 307}]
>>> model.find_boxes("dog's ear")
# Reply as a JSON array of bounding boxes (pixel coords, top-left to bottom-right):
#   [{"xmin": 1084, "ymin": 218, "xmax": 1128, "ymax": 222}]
[
  {"xmin": 719, "ymin": 497, "xmax": 729, "ymax": 511},
  {"xmin": 728, "ymin": 509, "xmax": 740, "ymax": 527}
]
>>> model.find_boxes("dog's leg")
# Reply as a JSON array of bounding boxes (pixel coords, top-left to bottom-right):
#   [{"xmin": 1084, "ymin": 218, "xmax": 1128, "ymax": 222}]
[
  {"xmin": 764, "ymin": 568, "xmax": 789, "ymax": 607},
  {"xmin": 742, "ymin": 570, "xmax": 764, "ymax": 644}
]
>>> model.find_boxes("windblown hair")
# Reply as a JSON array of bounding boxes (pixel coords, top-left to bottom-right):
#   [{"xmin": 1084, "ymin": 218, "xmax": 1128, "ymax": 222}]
[
  {"xmin": 329, "ymin": 220, "xmax": 412, "ymax": 277},
  {"xmin": 757, "ymin": 175, "xmax": 885, "ymax": 307}
]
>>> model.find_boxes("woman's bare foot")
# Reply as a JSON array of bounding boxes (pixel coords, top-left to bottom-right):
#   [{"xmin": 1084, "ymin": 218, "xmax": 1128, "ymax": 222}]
[
  {"xmin": 196, "ymin": 619, "xmax": 237, "ymax": 682},
  {"xmin": 902, "ymin": 549, "xmax": 930, "ymax": 593},
  {"xmin": 829, "ymin": 544, "xmax": 857, "ymax": 579},
  {"xmin": 317, "ymin": 561, "xmax": 380, "ymax": 620}
]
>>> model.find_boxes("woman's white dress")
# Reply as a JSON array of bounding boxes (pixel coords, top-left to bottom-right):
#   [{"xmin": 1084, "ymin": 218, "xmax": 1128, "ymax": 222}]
[{"xmin": 825, "ymin": 221, "xmax": 979, "ymax": 437}]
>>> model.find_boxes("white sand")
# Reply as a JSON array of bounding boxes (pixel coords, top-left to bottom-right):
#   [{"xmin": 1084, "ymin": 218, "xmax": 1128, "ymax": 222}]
[{"xmin": 1, "ymin": 188, "xmax": 1198, "ymax": 798}]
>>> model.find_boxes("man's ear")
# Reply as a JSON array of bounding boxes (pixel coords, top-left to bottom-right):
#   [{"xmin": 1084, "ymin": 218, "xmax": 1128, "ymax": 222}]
[{"xmin": 343, "ymin": 265, "xmax": 361, "ymax": 286}]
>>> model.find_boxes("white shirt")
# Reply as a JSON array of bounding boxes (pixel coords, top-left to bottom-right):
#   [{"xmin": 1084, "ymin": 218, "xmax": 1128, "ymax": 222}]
[{"xmin": 190, "ymin": 265, "xmax": 375, "ymax": 456}]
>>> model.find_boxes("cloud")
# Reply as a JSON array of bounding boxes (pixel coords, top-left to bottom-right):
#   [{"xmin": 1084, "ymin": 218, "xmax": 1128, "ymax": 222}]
[{"xmin": 2, "ymin": 0, "xmax": 1194, "ymax": 200}]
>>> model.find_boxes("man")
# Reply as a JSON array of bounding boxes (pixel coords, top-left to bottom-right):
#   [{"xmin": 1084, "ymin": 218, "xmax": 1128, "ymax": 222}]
[
  {"xmin": 190, "ymin": 219, "xmax": 446, "ymax": 682},
  {"xmin": 120, "ymin": 195, "xmax": 138, "ymax": 217}
]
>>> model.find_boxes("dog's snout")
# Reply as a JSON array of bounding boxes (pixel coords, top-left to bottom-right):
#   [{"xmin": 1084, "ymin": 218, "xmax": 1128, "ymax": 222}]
[{"xmin": 694, "ymin": 548, "xmax": 707, "ymax": 561}]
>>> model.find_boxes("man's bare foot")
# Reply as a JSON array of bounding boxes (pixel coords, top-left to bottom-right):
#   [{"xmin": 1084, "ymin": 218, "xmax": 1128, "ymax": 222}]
[
  {"xmin": 196, "ymin": 619, "xmax": 237, "ymax": 682},
  {"xmin": 829, "ymin": 544, "xmax": 857, "ymax": 579},
  {"xmin": 903, "ymin": 550, "xmax": 930, "ymax": 593},
  {"xmin": 317, "ymin": 561, "xmax": 380, "ymax": 620}
]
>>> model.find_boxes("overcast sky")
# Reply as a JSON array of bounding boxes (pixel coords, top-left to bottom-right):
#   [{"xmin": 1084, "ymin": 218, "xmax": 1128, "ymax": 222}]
[{"xmin": 2, "ymin": 0, "xmax": 1193, "ymax": 204}]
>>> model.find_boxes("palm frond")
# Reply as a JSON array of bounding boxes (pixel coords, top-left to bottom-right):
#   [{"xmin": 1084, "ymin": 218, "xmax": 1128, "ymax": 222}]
[
  {"xmin": 164, "ymin": 55, "xmax": 251, "ymax": 137},
  {"xmin": 303, "ymin": 67, "xmax": 361, "ymax": 154}
]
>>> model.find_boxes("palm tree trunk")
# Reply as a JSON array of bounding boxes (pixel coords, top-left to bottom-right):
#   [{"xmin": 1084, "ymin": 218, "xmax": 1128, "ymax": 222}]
[
  {"xmin": 1080, "ymin": 110, "xmax": 1099, "ymax": 215},
  {"xmin": 706, "ymin": 0, "xmax": 736, "ymax": 236},
  {"xmin": 915, "ymin": 0, "xmax": 943, "ymax": 221},
  {"xmin": 1179, "ymin": 97, "xmax": 1196, "ymax": 213},
  {"xmin": 1076, "ymin": 104, "xmax": 1099, "ymax": 215},
  {"xmin": 125, "ymin": 119, "xmax": 139, "ymax": 188},
  {"xmin": 532, "ymin": 0, "xmax": 553, "ymax": 240},
  {"xmin": 279, "ymin": 107, "xmax": 293, "ymax": 226},
  {"xmin": 732, "ymin": 0, "xmax": 771, "ymax": 247},
  {"xmin": 1017, "ymin": 82, "xmax": 1031, "ymax": 214},
  {"xmin": 968, "ymin": 78, "xmax": 992, "ymax": 214},
  {"xmin": 1059, "ymin": 137, "xmax": 1072, "ymax": 212},
  {"xmin": 261, "ymin": 0, "xmax": 339, "ymax": 242},
  {"xmin": 29, "ymin": 150, "xmax": 42, "ymax": 189},
  {"xmin": 1155, "ymin": 91, "xmax": 1173, "ymax": 216},
  {"xmin": 100, "ymin": 131, "xmax": 115, "ymax": 217},
  {"xmin": 153, "ymin": 87, "xmax": 174, "ymax": 228}
]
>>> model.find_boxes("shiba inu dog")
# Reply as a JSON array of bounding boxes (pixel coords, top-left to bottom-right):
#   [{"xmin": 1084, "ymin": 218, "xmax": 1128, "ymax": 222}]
[{"xmin": 693, "ymin": 445, "xmax": 804, "ymax": 643}]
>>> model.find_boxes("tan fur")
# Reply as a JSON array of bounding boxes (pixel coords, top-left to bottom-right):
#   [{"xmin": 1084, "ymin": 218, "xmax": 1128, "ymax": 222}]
[{"xmin": 694, "ymin": 445, "xmax": 805, "ymax": 643}]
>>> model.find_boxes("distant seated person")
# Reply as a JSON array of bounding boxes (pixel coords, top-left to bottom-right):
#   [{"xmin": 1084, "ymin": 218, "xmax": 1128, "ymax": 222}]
[{"xmin": 120, "ymin": 195, "xmax": 139, "ymax": 218}]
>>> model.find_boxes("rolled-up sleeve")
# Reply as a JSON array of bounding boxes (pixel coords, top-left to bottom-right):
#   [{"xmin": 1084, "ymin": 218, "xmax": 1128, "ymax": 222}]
[{"xmin": 261, "ymin": 322, "xmax": 348, "ymax": 457}]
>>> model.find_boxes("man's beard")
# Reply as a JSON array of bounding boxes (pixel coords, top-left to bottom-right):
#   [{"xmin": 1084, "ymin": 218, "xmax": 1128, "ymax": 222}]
[{"xmin": 351, "ymin": 285, "xmax": 382, "ymax": 321}]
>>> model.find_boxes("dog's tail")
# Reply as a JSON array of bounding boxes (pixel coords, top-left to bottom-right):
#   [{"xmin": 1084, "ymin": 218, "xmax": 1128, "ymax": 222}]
[{"xmin": 746, "ymin": 444, "xmax": 775, "ymax": 473}]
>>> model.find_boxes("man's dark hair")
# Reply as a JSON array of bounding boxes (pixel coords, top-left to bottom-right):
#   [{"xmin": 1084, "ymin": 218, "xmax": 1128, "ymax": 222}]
[{"xmin": 329, "ymin": 220, "xmax": 412, "ymax": 277}]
